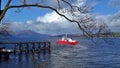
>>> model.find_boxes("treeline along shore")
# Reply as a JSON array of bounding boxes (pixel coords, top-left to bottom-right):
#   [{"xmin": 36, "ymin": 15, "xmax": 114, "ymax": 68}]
[
  {"xmin": 92, "ymin": 32, "xmax": 120, "ymax": 38},
  {"xmin": 55, "ymin": 32, "xmax": 120, "ymax": 38}
]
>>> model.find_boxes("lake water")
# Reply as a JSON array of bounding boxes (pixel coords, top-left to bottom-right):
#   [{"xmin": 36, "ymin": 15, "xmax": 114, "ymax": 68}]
[{"xmin": 0, "ymin": 37, "xmax": 120, "ymax": 68}]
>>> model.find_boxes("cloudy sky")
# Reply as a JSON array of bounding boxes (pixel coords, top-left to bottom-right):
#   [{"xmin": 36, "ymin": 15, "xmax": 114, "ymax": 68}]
[{"xmin": 2, "ymin": 0, "xmax": 120, "ymax": 35}]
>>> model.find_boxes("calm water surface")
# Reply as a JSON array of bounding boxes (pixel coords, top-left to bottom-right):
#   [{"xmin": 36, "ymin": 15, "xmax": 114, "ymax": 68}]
[{"xmin": 0, "ymin": 37, "xmax": 120, "ymax": 68}]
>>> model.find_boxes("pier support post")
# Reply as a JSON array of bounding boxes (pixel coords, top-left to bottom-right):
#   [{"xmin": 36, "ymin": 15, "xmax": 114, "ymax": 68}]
[
  {"xmin": 32, "ymin": 43, "xmax": 35, "ymax": 53},
  {"xmin": 37, "ymin": 43, "xmax": 41, "ymax": 53},
  {"xmin": 25, "ymin": 43, "xmax": 29, "ymax": 53},
  {"xmin": 4, "ymin": 53, "xmax": 9, "ymax": 60},
  {"xmin": 13, "ymin": 44, "xmax": 17, "ymax": 55},
  {"xmin": 0, "ymin": 52, "xmax": 1, "ymax": 60},
  {"xmin": 18, "ymin": 43, "xmax": 22, "ymax": 54},
  {"xmin": 48, "ymin": 42, "xmax": 51, "ymax": 54},
  {"xmin": 43, "ymin": 42, "xmax": 46, "ymax": 54}
]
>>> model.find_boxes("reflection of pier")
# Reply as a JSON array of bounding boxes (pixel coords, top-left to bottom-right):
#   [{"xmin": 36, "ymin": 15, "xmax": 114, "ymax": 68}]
[
  {"xmin": 0, "ymin": 41, "xmax": 51, "ymax": 60},
  {"xmin": 13, "ymin": 52, "xmax": 51, "ymax": 68}
]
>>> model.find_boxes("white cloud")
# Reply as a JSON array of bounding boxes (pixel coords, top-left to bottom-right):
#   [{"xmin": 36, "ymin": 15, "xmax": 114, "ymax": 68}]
[
  {"xmin": 26, "ymin": 20, "xmax": 33, "ymax": 24},
  {"xmin": 8, "ymin": 0, "xmax": 120, "ymax": 35},
  {"xmin": 108, "ymin": 0, "xmax": 120, "ymax": 8},
  {"xmin": 108, "ymin": 12, "xmax": 120, "ymax": 27},
  {"xmin": 8, "ymin": 0, "xmax": 90, "ymax": 35},
  {"xmin": 36, "ymin": 12, "xmax": 65, "ymax": 23},
  {"xmin": 9, "ymin": 9, "xmax": 120, "ymax": 35},
  {"xmin": 95, "ymin": 10, "xmax": 120, "ymax": 32},
  {"xmin": 40, "ymin": 0, "xmax": 79, "ymax": 9},
  {"xmin": 9, "ymin": 11, "xmax": 80, "ymax": 35},
  {"xmin": 9, "ymin": 11, "xmax": 120, "ymax": 35}
]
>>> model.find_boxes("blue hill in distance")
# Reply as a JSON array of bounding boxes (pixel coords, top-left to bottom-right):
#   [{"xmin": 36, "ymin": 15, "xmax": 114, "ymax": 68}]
[
  {"xmin": 0, "ymin": 30, "xmax": 51, "ymax": 42},
  {"xmin": 9, "ymin": 30, "xmax": 51, "ymax": 38}
]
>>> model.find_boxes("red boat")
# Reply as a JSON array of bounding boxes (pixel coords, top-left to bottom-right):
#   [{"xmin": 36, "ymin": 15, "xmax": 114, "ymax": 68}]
[{"xmin": 57, "ymin": 36, "xmax": 79, "ymax": 45}]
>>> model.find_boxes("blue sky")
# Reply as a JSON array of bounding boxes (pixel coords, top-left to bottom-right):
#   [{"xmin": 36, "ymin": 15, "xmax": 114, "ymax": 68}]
[
  {"xmin": 2, "ymin": 0, "xmax": 118, "ymax": 22},
  {"xmin": 2, "ymin": 0, "xmax": 52, "ymax": 22},
  {"xmin": 1, "ymin": 0, "xmax": 120, "ymax": 35},
  {"xmin": 92, "ymin": 0, "xmax": 119, "ymax": 15},
  {"xmin": 5, "ymin": 8, "xmax": 51, "ymax": 22}
]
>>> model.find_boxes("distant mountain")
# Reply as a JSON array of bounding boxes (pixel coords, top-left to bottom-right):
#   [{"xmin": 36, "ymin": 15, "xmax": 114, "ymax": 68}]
[
  {"xmin": 9, "ymin": 30, "xmax": 51, "ymax": 38},
  {"xmin": 0, "ymin": 30, "xmax": 51, "ymax": 42}
]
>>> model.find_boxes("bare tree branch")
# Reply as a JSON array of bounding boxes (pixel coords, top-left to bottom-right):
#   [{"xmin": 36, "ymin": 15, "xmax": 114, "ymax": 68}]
[
  {"xmin": 0, "ymin": 0, "xmax": 111, "ymax": 38},
  {"xmin": 0, "ymin": 0, "xmax": 12, "ymax": 22},
  {"xmin": 8, "ymin": 3, "xmax": 91, "ymax": 36}
]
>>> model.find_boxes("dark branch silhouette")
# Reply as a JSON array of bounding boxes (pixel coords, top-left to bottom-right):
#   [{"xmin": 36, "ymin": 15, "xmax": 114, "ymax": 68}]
[{"xmin": 0, "ymin": 0, "xmax": 111, "ymax": 37}]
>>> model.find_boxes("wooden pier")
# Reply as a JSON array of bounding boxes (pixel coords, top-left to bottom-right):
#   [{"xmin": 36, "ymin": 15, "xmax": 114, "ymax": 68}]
[{"xmin": 0, "ymin": 41, "xmax": 51, "ymax": 60}]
